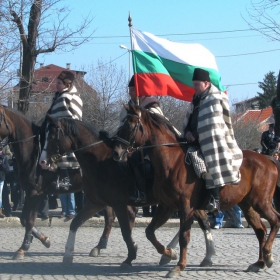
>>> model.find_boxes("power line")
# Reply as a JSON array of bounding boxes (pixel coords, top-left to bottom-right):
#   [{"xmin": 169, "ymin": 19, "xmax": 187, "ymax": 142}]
[
  {"xmin": 217, "ymin": 48, "xmax": 280, "ymax": 57},
  {"xmin": 67, "ymin": 27, "xmax": 270, "ymax": 39},
  {"xmin": 225, "ymin": 82, "xmax": 258, "ymax": 87}
]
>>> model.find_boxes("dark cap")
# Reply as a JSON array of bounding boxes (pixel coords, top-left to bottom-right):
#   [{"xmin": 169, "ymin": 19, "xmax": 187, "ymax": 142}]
[
  {"xmin": 269, "ymin": 123, "xmax": 275, "ymax": 128},
  {"xmin": 128, "ymin": 75, "xmax": 135, "ymax": 87},
  {"xmin": 57, "ymin": 70, "xmax": 75, "ymax": 83},
  {"xmin": 192, "ymin": 68, "xmax": 210, "ymax": 82}
]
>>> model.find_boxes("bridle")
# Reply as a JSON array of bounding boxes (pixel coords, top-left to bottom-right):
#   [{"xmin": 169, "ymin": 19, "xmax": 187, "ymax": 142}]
[
  {"xmin": 46, "ymin": 119, "xmax": 104, "ymax": 163},
  {"xmin": 114, "ymin": 111, "xmax": 144, "ymax": 155},
  {"xmin": 114, "ymin": 111, "xmax": 188, "ymax": 156}
]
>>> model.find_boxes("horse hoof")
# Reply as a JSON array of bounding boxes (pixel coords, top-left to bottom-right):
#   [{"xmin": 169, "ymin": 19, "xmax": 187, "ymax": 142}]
[
  {"xmin": 265, "ymin": 253, "xmax": 274, "ymax": 268},
  {"xmin": 168, "ymin": 248, "xmax": 178, "ymax": 260},
  {"xmin": 12, "ymin": 252, "xmax": 24, "ymax": 260},
  {"xmin": 199, "ymin": 258, "xmax": 213, "ymax": 267},
  {"xmin": 133, "ymin": 242, "xmax": 138, "ymax": 252},
  {"xmin": 159, "ymin": 255, "xmax": 172, "ymax": 266},
  {"xmin": 42, "ymin": 237, "xmax": 50, "ymax": 248},
  {"xmin": 246, "ymin": 264, "xmax": 260, "ymax": 272},
  {"xmin": 165, "ymin": 267, "xmax": 181, "ymax": 278},
  {"xmin": 89, "ymin": 248, "xmax": 100, "ymax": 257},
  {"xmin": 63, "ymin": 256, "xmax": 73, "ymax": 263},
  {"xmin": 120, "ymin": 262, "xmax": 132, "ymax": 270}
]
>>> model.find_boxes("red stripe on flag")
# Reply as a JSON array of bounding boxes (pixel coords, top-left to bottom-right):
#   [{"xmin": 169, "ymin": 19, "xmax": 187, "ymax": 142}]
[{"xmin": 134, "ymin": 73, "xmax": 195, "ymax": 102}]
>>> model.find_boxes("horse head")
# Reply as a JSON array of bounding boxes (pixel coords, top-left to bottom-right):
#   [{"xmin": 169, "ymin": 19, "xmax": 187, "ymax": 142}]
[
  {"xmin": 0, "ymin": 105, "xmax": 12, "ymax": 142},
  {"xmin": 39, "ymin": 115, "xmax": 73, "ymax": 170},
  {"xmin": 113, "ymin": 102, "xmax": 147, "ymax": 161}
]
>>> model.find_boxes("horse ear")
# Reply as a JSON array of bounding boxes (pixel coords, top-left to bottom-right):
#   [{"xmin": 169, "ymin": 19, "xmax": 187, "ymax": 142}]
[
  {"xmin": 128, "ymin": 102, "xmax": 138, "ymax": 115},
  {"xmin": 123, "ymin": 104, "xmax": 129, "ymax": 111}
]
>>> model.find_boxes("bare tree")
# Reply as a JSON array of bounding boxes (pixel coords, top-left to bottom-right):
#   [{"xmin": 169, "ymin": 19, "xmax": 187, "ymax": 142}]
[
  {"xmin": 82, "ymin": 60, "xmax": 127, "ymax": 133},
  {"xmin": 159, "ymin": 96, "xmax": 188, "ymax": 133},
  {"xmin": 0, "ymin": 0, "xmax": 95, "ymax": 113},
  {"xmin": 231, "ymin": 111, "xmax": 262, "ymax": 150},
  {"xmin": 245, "ymin": 0, "xmax": 280, "ymax": 41}
]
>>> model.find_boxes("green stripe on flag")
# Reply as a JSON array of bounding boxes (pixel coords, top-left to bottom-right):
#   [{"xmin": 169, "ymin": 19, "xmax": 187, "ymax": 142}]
[{"xmin": 132, "ymin": 50, "xmax": 225, "ymax": 91}]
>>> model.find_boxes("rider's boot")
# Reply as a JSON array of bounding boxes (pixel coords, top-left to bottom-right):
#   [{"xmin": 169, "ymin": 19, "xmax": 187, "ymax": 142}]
[
  {"xmin": 206, "ymin": 187, "xmax": 220, "ymax": 213},
  {"xmin": 130, "ymin": 166, "xmax": 147, "ymax": 203}
]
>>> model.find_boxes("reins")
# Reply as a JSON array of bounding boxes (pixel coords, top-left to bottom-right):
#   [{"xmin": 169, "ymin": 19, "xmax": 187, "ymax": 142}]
[
  {"xmin": 48, "ymin": 119, "xmax": 104, "ymax": 163},
  {"xmin": 50, "ymin": 140, "xmax": 104, "ymax": 163},
  {"xmin": 115, "ymin": 110, "xmax": 189, "ymax": 154},
  {"xmin": 130, "ymin": 141, "xmax": 189, "ymax": 152}
]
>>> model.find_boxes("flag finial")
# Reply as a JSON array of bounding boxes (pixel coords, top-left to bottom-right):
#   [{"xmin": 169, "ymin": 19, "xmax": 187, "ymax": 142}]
[{"xmin": 128, "ymin": 13, "xmax": 132, "ymax": 27}]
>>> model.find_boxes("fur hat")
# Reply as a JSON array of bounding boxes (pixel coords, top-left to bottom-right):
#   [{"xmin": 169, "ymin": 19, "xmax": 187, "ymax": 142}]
[
  {"xmin": 57, "ymin": 70, "xmax": 75, "ymax": 83},
  {"xmin": 192, "ymin": 68, "xmax": 210, "ymax": 82},
  {"xmin": 128, "ymin": 75, "xmax": 135, "ymax": 87}
]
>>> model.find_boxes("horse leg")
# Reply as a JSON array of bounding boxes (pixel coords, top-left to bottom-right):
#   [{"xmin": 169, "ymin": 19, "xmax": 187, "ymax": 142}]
[
  {"xmin": 31, "ymin": 226, "xmax": 50, "ymax": 248},
  {"xmin": 239, "ymin": 203, "xmax": 267, "ymax": 272},
  {"xmin": 89, "ymin": 206, "xmax": 116, "ymax": 257},
  {"xmin": 159, "ymin": 209, "xmax": 215, "ymax": 267},
  {"xmin": 63, "ymin": 200, "xmax": 105, "ymax": 263},
  {"xmin": 112, "ymin": 204, "xmax": 138, "ymax": 269},
  {"xmin": 193, "ymin": 210, "xmax": 215, "ymax": 267},
  {"xmin": 145, "ymin": 204, "xmax": 178, "ymax": 264},
  {"xmin": 255, "ymin": 203, "xmax": 280, "ymax": 268},
  {"xmin": 159, "ymin": 229, "xmax": 179, "ymax": 266},
  {"xmin": 166, "ymin": 206, "xmax": 193, "ymax": 278},
  {"xmin": 13, "ymin": 194, "xmax": 45, "ymax": 260}
]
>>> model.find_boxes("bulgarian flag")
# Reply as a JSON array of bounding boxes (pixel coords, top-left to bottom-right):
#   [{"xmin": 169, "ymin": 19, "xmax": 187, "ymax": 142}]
[{"xmin": 130, "ymin": 27, "xmax": 225, "ymax": 101}]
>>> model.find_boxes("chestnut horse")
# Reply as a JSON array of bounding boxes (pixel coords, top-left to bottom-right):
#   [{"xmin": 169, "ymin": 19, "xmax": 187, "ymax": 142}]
[
  {"xmin": 39, "ymin": 115, "xmax": 216, "ymax": 268},
  {"xmin": 0, "ymin": 105, "xmax": 135, "ymax": 260},
  {"xmin": 113, "ymin": 103, "xmax": 280, "ymax": 278}
]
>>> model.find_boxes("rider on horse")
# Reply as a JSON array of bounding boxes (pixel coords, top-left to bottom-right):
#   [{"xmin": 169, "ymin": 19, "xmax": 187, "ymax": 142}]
[
  {"xmin": 182, "ymin": 68, "xmax": 243, "ymax": 212},
  {"xmin": 41, "ymin": 70, "xmax": 83, "ymax": 190},
  {"xmin": 119, "ymin": 75, "xmax": 164, "ymax": 203}
]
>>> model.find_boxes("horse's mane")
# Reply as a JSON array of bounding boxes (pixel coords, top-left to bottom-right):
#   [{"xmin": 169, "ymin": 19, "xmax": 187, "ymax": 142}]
[
  {"xmin": 138, "ymin": 107, "xmax": 181, "ymax": 141},
  {"xmin": 62, "ymin": 118, "xmax": 111, "ymax": 143}
]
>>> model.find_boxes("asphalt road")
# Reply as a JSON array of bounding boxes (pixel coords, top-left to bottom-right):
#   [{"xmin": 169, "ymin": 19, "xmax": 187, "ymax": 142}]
[{"xmin": 1, "ymin": 226, "xmax": 280, "ymax": 279}]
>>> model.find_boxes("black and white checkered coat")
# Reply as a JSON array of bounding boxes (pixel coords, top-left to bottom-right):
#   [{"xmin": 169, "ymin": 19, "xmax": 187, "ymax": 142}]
[
  {"xmin": 183, "ymin": 84, "xmax": 243, "ymax": 187},
  {"xmin": 48, "ymin": 86, "xmax": 83, "ymax": 169}
]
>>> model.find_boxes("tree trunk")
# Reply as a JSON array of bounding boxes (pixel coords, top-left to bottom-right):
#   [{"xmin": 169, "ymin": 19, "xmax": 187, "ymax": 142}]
[
  {"xmin": 277, "ymin": 70, "xmax": 280, "ymax": 102},
  {"xmin": 18, "ymin": 47, "xmax": 36, "ymax": 114}
]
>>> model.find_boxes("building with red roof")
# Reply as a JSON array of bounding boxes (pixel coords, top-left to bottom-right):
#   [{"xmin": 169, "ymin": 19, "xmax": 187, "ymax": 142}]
[
  {"xmin": 233, "ymin": 106, "xmax": 274, "ymax": 132},
  {"xmin": 12, "ymin": 63, "xmax": 96, "ymax": 123}
]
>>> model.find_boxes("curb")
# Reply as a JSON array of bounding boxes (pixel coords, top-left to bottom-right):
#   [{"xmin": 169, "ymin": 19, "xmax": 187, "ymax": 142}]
[{"xmin": 0, "ymin": 216, "xmax": 271, "ymax": 228}]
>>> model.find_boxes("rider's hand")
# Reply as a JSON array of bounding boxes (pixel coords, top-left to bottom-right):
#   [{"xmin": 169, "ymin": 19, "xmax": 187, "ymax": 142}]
[{"xmin": 185, "ymin": 131, "xmax": 195, "ymax": 142}]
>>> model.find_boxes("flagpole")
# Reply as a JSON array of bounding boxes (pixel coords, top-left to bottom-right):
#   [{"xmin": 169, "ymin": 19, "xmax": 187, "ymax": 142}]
[{"xmin": 128, "ymin": 13, "xmax": 139, "ymax": 105}]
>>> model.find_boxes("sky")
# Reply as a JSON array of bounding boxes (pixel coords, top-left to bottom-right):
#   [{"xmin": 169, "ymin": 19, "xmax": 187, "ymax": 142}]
[{"xmin": 39, "ymin": 0, "xmax": 280, "ymax": 105}]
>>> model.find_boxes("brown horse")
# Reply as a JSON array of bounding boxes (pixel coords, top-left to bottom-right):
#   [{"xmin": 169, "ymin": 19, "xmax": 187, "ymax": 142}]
[
  {"xmin": 113, "ymin": 103, "xmax": 280, "ymax": 278},
  {"xmin": 40, "ymin": 115, "xmax": 216, "ymax": 268},
  {"xmin": 0, "ymin": 105, "xmax": 134, "ymax": 260}
]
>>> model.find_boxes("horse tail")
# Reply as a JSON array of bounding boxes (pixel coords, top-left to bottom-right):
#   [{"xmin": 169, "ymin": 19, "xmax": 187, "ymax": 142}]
[{"xmin": 270, "ymin": 158, "xmax": 280, "ymax": 213}]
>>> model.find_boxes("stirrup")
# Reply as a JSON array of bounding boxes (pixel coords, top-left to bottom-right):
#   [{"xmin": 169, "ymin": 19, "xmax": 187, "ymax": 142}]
[
  {"xmin": 206, "ymin": 196, "xmax": 220, "ymax": 213},
  {"xmin": 53, "ymin": 177, "xmax": 72, "ymax": 191},
  {"xmin": 131, "ymin": 191, "xmax": 147, "ymax": 203}
]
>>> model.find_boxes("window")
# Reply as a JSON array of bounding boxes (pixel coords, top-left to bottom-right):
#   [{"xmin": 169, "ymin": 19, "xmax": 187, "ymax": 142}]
[
  {"xmin": 44, "ymin": 96, "xmax": 51, "ymax": 103},
  {"xmin": 42, "ymin": 77, "xmax": 49, "ymax": 82},
  {"xmin": 29, "ymin": 97, "xmax": 35, "ymax": 102}
]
